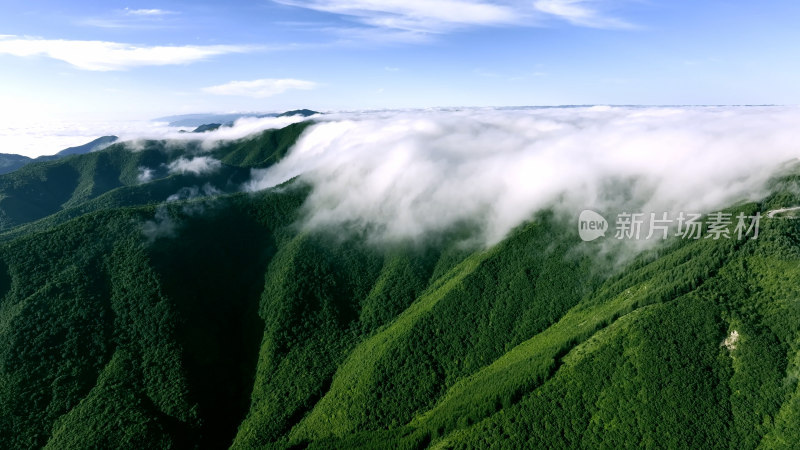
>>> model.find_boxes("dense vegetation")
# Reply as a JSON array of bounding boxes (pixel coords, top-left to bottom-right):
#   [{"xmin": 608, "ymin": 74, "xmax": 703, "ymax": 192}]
[{"xmin": 0, "ymin": 122, "xmax": 799, "ymax": 448}]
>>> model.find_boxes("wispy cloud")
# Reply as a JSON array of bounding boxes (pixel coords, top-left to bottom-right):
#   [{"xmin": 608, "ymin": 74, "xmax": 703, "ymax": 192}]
[
  {"xmin": 202, "ymin": 78, "xmax": 318, "ymax": 98},
  {"xmin": 79, "ymin": 18, "xmax": 147, "ymax": 29},
  {"xmin": 320, "ymin": 25, "xmax": 431, "ymax": 44},
  {"xmin": 273, "ymin": 0, "xmax": 632, "ymax": 36},
  {"xmin": 274, "ymin": 0, "xmax": 518, "ymax": 33},
  {"xmin": 0, "ymin": 36, "xmax": 252, "ymax": 71},
  {"xmin": 80, "ymin": 7, "xmax": 180, "ymax": 29},
  {"xmin": 142, "ymin": 206, "xmax": 177, "ymax": 243},
  {"xmin": 124, "ymin": 8, "xmax": 177, "ymax": 16},
  {"xmin": 167, "ymin": 156, "xmax": 222, "ymax": 176},
  {"xmin": 533, "ymin": 0, "xmax": 634, "ymax": 29},
  {"xmin": 138, "ymin": 167, "xmax": 156, "ymax": 183}
]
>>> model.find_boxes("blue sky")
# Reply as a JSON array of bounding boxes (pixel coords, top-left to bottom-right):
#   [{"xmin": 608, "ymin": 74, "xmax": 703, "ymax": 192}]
[{"xmin": 1, "ymin": 0, "xmax": 799, "ymax": 123}]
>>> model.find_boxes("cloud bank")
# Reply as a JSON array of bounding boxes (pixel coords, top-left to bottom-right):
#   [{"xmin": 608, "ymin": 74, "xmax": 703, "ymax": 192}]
[
  {"xmin": 0, "ymin": 116, "xmax": 184, "ymax": 158},
  {"xmin": 118, "ymin": 114, "xmax": 314, "ymax": 154},
  {"xmin": 0, "ymin": 36, "xmax": 251, "ymax": 71},
  {"xmin": 245, "ymin": 106, "xmax": 800, "ymax": 245}
]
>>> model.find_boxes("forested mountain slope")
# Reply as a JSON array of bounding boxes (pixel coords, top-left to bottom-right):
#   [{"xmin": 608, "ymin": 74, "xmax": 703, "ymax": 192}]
[
  {"xmin": 0, "ymin": 121, "xmax": 798, "ymax": 449},
  {"xmin": 0, "ymin": 122, "xmax": 310, "ymax": 233}
]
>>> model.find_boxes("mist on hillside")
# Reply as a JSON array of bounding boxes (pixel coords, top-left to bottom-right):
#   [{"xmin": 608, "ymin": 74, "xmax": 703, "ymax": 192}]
[{"xmin": 237, "ymin": 106, "xmax": 800, "ymax": 245}]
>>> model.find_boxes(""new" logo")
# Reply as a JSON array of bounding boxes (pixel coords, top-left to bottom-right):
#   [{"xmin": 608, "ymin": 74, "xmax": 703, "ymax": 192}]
[{"xmin": 578, "ymin": 210, "xmax": 608, "ymax": 242}]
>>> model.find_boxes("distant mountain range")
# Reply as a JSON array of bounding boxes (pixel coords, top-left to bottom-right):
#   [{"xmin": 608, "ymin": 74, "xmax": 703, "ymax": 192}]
[
  {"xmin": 0, "ymin": 110, "xmax": 321, "ymax": 175},
  {"xmin": 0, "ymin": 135, "xmax": 119, "ymax": 175},
  {"xmin": 0, "ymin": 153, "xmax": 31, "ymax": 174},
  {"xmin": 191, "ymin": 123, "xmax": 223, "ymax": 133},
  {"xmin": 156, "ymin": 109, "xmax": 320, "ymax": 127},
  {"xmin": 35, "ymin": 135, "xmax": 119, "ymax": 161}
]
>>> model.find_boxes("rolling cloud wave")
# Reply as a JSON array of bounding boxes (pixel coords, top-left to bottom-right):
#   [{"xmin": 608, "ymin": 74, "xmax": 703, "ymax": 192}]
[{"xmin": 246, "ymin": 106, "xmax": 800, "ymax": 245}]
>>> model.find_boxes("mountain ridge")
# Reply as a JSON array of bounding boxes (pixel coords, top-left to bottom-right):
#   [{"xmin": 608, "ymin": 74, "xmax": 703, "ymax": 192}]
[
  {"xmin": 0, "ymin": 136, "xmax": 118, "ymax": 175},
  {"xmin": 157, "ymin": 109, "xmax": 320, "ymax": 127}
]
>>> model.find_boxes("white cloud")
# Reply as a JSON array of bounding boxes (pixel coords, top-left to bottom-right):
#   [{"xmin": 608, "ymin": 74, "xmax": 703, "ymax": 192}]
[
  {"xmin": 533, "ymin": 0, "xmax": 633, "ymax": 29},
  {"xmin": 166, "ymin": 184, "xmax": 221, "ymax": 202},
  {"xmin": 275, "ymin": 0, "xmax": 516, "ymax": 34},
  {"xmin": 245, "ymin": 106, "xmax": 800, "ymax": 245},
  {"xmin": 202, "ymin": 78, "xmax": 318, "ymax": 98},
  {"xmin": 203, "ymin": 116, "xmax": 316, "ymax": 140},
  {"xmin": 79, "ymin": 8, "xmax": 179, "ymax": 28},
  {"xmin": 142, "ymin": 206, "xmax": 177, "ymax": 243},
  {"xmin": 113, "ymin": 115, "xmax": 314, "ymax": 153},
  {"xmin": 0, "ymin": 36, "xmax": 251, "ymax": 71},
  {"xmin": 277, "ymin": 0, "xmax": 515, "ymax": 30},
  {"xmin": 167, "ymin": 156, "xmax": 222, "ymax": 176},
  {"xmin": 137, "ymin": 167, "xmax": 156, "ymax": 183},
  {"xmin": 0, "ymin": 114, "xmax": 181, "ymax": 158},
  {"xmin": 273, "ymin": 0, "xmax": 631, "ymax": 34},
  {"xmin": 321, "ymin": 25, "xmax": 432, "ymax": 44},
  {"xmin": 124, "ymin": 8, "xmax": 176, "ymax": 16}
]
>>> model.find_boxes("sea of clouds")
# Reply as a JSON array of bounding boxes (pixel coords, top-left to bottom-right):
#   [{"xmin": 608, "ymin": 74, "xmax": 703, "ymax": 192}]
[
  {"xmin": 244, "ymin": 106, "xmax": 800, "ymax": 245},
  {"xmin": 119, "ymin": 115, "xmax": 310, "ymax": 152},
  {"xmin": 9, "ymin": 106, "xmax": 800, "ymax": 247}
]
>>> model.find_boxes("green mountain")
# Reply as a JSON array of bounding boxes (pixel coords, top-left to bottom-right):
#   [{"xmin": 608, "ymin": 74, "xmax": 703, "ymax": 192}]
[
  {"xmin": 192, "ymin": 124, "xmax": 223, "ymax": 133},
  {"xmin": 0, "ymin": 122, "xmax": 310, "ymax": 234},
  {"xmin": 0, "ymin": 136, "xmax": 119, "ymax": 175},
  {"xmin": 0, "ymin": 153, "xmax": 32, "ymax": 175},
  {"xmin": 39, "ymin": 135, "xmax": 119, "ymax": 160},
  {"xmin": 278, "ymin": 109, "xmax": 319, "ymax": 118},
  {"xmin": 0, "ymin": 121, "xmax": 799, "ymax": 449}
]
